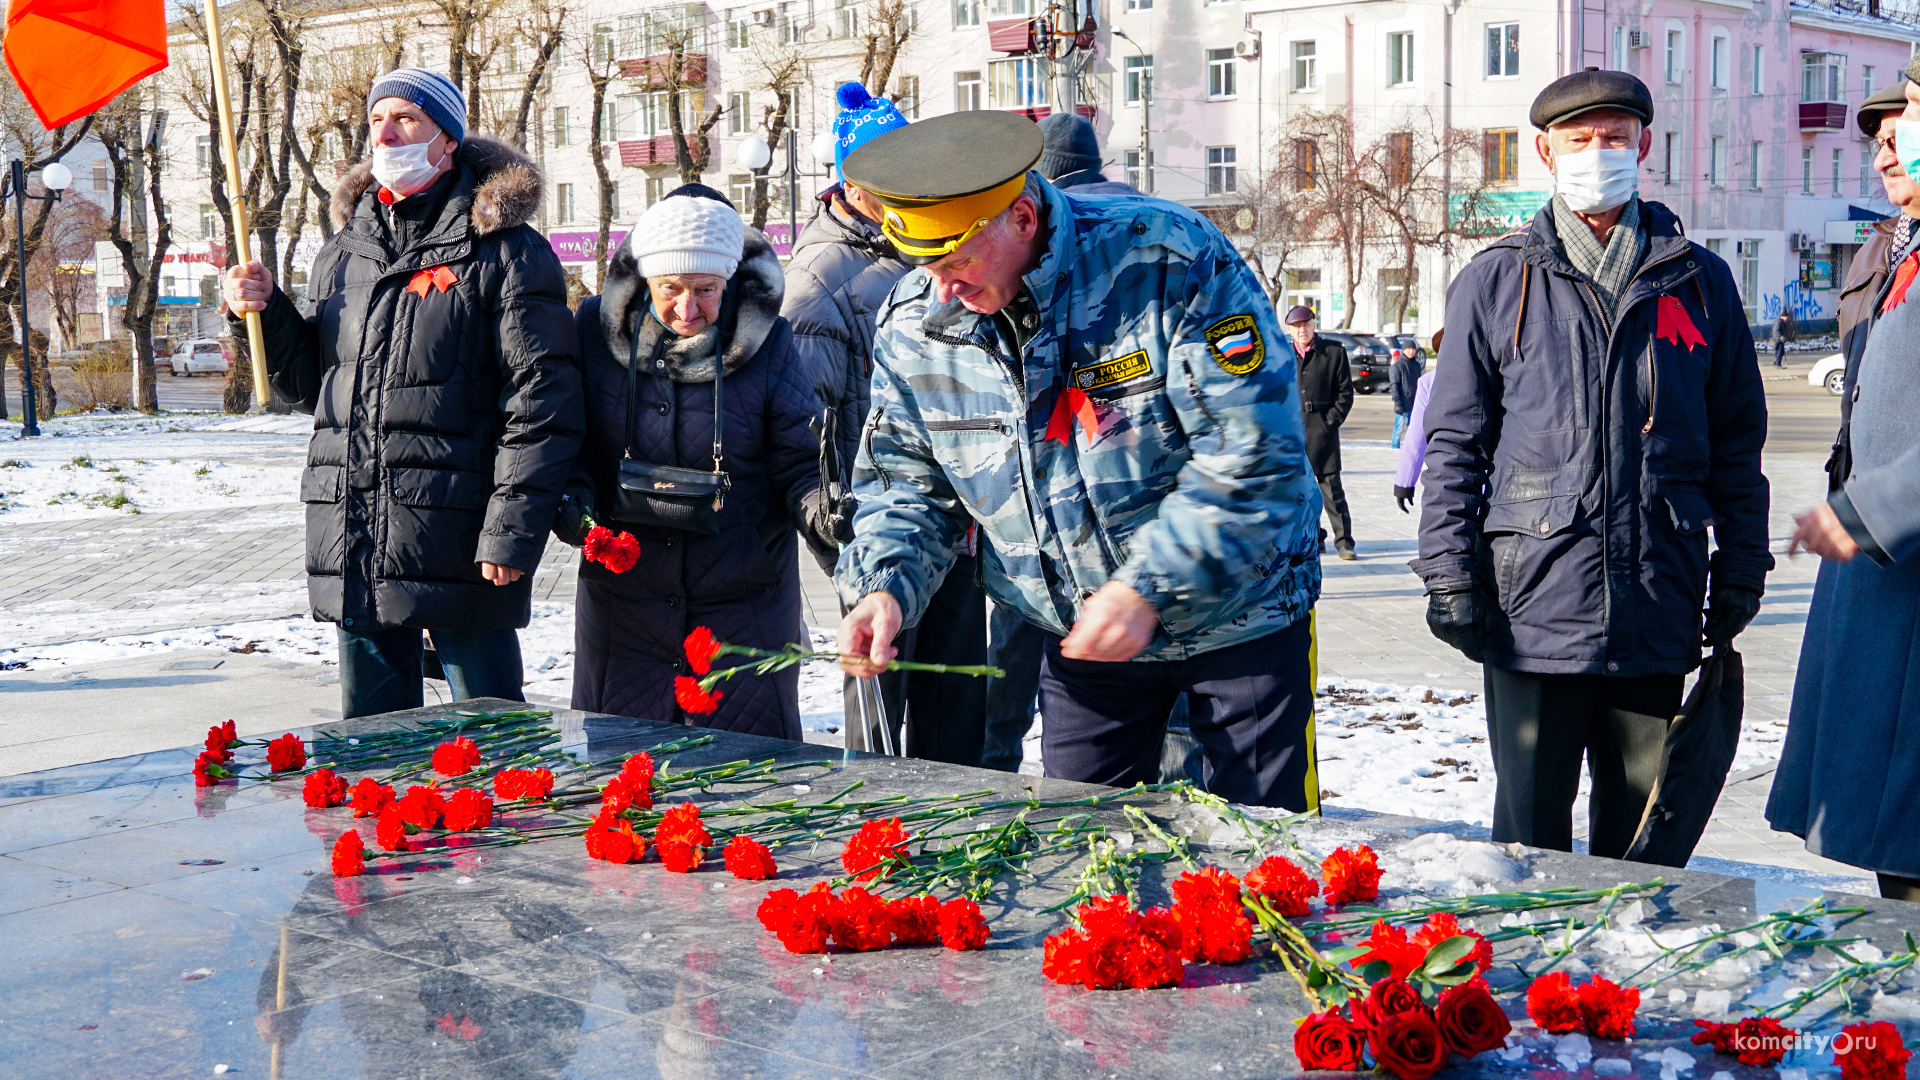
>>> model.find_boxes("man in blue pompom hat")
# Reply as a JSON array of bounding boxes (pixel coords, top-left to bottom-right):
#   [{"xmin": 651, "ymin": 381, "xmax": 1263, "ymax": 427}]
[{"xmin": 832, "ymin": 82, "xmax": 908, "ymax": 177}]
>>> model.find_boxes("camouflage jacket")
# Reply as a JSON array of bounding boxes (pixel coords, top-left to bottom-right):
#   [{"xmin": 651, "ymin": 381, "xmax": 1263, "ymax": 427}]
[{"xmin": 835, "ymin": 179, "xmax": 1322, "ymax": 660}]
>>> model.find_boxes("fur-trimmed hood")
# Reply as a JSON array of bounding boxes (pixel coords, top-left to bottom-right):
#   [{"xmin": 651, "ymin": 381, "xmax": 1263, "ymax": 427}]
[
  {"xmin": 599, "ymin": 226, "xmax": 785, "ymax": 381},
  {"xmin": 330, "ymin": 136, "xmax": 542, "ymax": 235}
]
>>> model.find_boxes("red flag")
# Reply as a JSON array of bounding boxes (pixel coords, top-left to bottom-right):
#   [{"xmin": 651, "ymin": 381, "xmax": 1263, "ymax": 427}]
[
  {"xmin": 4, "ymin": 0, "xmax": 168, "ymax": 129},
  {"xmin": 1884, "ymin": 252, "xmax": 1920, "ymax": 314},
  {"xmin": 1043, "ymin": 386, "xmax": 1101, "ymax": 446},
  {"xmin": 1654, "ymin": 295, "xmax": 1707, "ymax": 352}
]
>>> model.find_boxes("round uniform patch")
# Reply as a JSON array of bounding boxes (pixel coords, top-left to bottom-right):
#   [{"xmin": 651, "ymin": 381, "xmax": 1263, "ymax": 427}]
[{"xmin": 1205, "ymin": 314, "xmax": 1265, "ymax": 376}]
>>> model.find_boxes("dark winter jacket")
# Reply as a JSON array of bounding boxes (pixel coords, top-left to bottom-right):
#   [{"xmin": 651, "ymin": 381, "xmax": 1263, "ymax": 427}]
[
  {"xmin": 569, "ymin": 228, "xmax": 821, "ymax": 739},
  {"xmin": 1390, "ymin": 354, "xmax": 1423, "ymax": 412},
  {"xmin": 1828, "ymin": 215, "xmax": 1899, "ymax": 492},
  {"xmin": 1295, "ymin": 335, "xmax": 1353, "ymax": 477},
  {"xmin": 249, "ymin": 138, "xmax": 584, "ymax": 631},
  {"xmin": 1413, "ymin": 199, "xmax": 1772, "ymax": 677},
  {"xmin": 782, "ymin": 192, "xmax": 912, "ymax": 492},
  {"xmin": 1052, "ymin": 168, "xmax": 1143, "ymax": 197}
]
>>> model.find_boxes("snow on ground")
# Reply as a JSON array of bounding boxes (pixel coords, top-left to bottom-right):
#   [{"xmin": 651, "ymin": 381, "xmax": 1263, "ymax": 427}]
[{"xmin": 0, "ymin": 411, "xmax": 308, "ymax": 522}]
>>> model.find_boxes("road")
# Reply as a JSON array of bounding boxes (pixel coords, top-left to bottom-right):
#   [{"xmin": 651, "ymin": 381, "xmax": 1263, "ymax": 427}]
[{"xmin": 2, "ymin": 366, "xmax": 235, "ymax": 421}]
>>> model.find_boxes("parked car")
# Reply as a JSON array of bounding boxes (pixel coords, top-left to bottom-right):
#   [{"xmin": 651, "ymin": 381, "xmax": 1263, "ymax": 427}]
[
  {"xmin": 169, "ymin": 339, "xmax": 232, "ymax": 377},
  {"xmin": 1319, "ymin": 331, "xmax": 1393, "ymax": 393},
  {"xmin": 1807, "ymin": 353, "xmax": 1846, "ymax": 396}
]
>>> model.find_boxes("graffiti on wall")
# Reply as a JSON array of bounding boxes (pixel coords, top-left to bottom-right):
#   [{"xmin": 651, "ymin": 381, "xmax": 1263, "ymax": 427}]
[{"xmin": 1762, "ymin": 282, "xmax": 1828, "ymax": 323}]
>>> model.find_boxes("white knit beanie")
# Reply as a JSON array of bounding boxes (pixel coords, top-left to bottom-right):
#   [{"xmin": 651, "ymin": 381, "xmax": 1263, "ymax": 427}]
[{"xmin": 632, "ymin": 195, "xmax": 744, "ymax": 279}]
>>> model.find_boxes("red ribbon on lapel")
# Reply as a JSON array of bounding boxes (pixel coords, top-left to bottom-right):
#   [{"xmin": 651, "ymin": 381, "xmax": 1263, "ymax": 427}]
[
  {"xmin": 1043, "ymin": 386, "xmax": 1101, "ymax": 446},
  {"xmin": 1884, "ymin": 252, "xmax": 1920, "ymax": 314},
  {"xmin": 1655, "ymin": 295, "xmax": 1707, "ymax": 351},
  {"xmin": 405, "ymin": 265, "xmax": 458, "ymax": 298}
]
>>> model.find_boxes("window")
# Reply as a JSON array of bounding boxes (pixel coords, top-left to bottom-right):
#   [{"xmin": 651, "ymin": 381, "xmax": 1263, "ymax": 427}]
[
  {"xmin": 1709, "ymin": 137, "xmax": 1725, "ymax": 186},
  {"xmin": 1389, "ymin": 31, "xmax": 1413, "ymax": 86},
  {"xmin": 1706, "ymin": 237, "xmax": 1726, "ymax": 259},
  {"xmin": 1207, "ymin": 48, "xmax": 1237, "ymax": 99},
  {"xmin": 898, "ymin": 76, "xmax": 921, "ymax": 119},
  {"xmin": 599, "ymin": 99, "xmax": 618, "ymax": 141},
  {"xmin": 592, "ymin": 23, "xmax": 613, "ymax": 65},
  {"xmin": 1206, "ymin": 146, "xmax": 1237, "ymax": 195},
  {"xmin": 550, "ymin": 107, "xmax": 570, "ymax": 147},
  {"xmin": 1739, "ymin": 241, "xmax": 1761, "ymax": 322},
  {"xmin": 607, "ymin": 181, "xmax": 620, "ymax": 221},
  {"xmin": 1124, "ymin": 149, "xmax": 1152, "ymax": 191},
  {"xmin": 1386, "ymin": 132, "xmax": 1413, "ymax": 187},
  {"xmin": 1125, "ymin": 55, "xmax": 1153, "ymax": 105},
  {"xmin": 92, "ymin": 159, "xmax": 108, "ymax": 191},
  {"xmin": 200, "ymin": 204, "xmax": 218, "ymax": 240},
  {"xmin": 1834, "ymin": 147, "xmax": 1844, "ymax": 194},
  {"xmin": 1125, "ymin": 0, "xmax": 1152, "ymax": 10},
  {"xmin": 955, "ymin": 71, "xmax": 983, "ymax": 111},
  {"xmin": 1802, "ymin": 146, "xmax": 1814, "ymax": 193},
  {"xmin": 1665, "ymin": 29, "xmax": 1683, "ymax": 84},
  {"xmin": 1380, "ymin": 267, "xmax": 1418, "ymax": 327},
  {"xmin": 988, "ymin": 57, "xmax": 1048, "ymax": 109},
  {"xmin": 1285, "ymin": 268, "xmax": 1322, "ymax": 320},
  {"xmin": 1291, "ymin": 40, "xmax": 1318, "ymax": 91},
  {"xmin": 1751, "ymin": 45, "xmax": 1764, "ymax": 95},
  {"xmin": 954, "ymin": 0, "xmax": 980, "ymax": 27},
  {"xmin": 730, "ymin": 173, "xmax": 753, "ymax": 207},
  {"xmin": 616, "ymin": 93, "xmax": 643, "ymax": 139},
  {"xmin": 556, "ymin": 183, "xmax": 575, "ymax": 225},
  {"xmin": 1710, "ymin": 31, "xmax": 1728, "ymax": 91},
  {"xmin": 196, "ymin": 134, "xmax": 211, "ymax": 173},
  {"xmin": 645, "ymin": 177, "xmax": 667, "ymax": 206},
  {"xmin": 1663, "ymin": 132, "xmax": 1676, "ymax": 184},
  {"xmin": 778, "ymin": 2, "xmax": 801, "ymax": 44},
  {"xmin": 1750, "ymin": 140, "xmax": 1762, "ymax": 190},
  {"xmin": 726, "ymin": 7, "xmax": 751, "ymax": 49},
  {"xmin": 1863, "ymin": 143, "xmax": 1876, "ymax": 196},
  {"xmin": 989, "ymin": 0, "xmax": 1032, "ymax": 13},
  {"xmin": 1486, "ymin": 24, "xmax": 1519, "ymax": 78},
  {"xmin": 728, "ymin": 92, "xmax": 750, "ymax": 135},
  {"xmin": 1864, "ymin": 65, "xmax": 1876, "ymax": 95},
  {"xmin": 1483, "ymin": 128, "xmax": 1519, "ymax": 182},
  {"xmin": 834, "ymin": 0, "xmax": 857, "ymax": 39},
  {"xmin": 1291, "ymin": 138, "xmax": 1318, "ymax": 191},
  {"xmin": 617, "ymin": 13, "xmax": 648, "ymax": 56},
  {"xmin": 1802, "ymin": 52, "xmax": 1846, "ymax": 103},
  {"xmin": 1610, "ymin": 25, "xmax": 1625, "ymax": 71}
]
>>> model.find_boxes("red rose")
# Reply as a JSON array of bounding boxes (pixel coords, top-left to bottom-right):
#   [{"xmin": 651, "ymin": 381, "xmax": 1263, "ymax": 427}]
[
  {"xmin": 303, "ymin": 768, "xmax": 349, "ymax": 808},
  {"xmin": 1245, "ymin": 855, "xmax": 1317, "ymax": 917},
  {"xmin": 430, "ymin": 737, "xmax": 482, "ymax": 777},
  {"xmin": 657, "ymin": 839, "xmax": 703, "ymax": 872},
  {"xmin": 722, "ymin": 835, "xmax": 777, "ymax": 880},
  {"xmin": 683, "ymin": 627, "xmax": 722, "ymax": 676},
  {"xmin": 350, "ymin": 777, "xmax": 395, "ymax": 818},
  {"xmin": 1321, "ymin": 845, "xmax": 1382, "ymax": 906},
  {"xmin": 1575, "ymin": 976, "xmax": 1639, "ymax": 1039},
  {"xmin": 1435, "ymin": 981, "xmax": 1512, "ymax": 1057},
  {"xmin": 1525, "ymin": 972, "xmax": 1584, "ymax": 1034},
  {"xmin": 888, "ymin": 896, "xmax": 942, "ymax": 946},
  {"xmin": 331, "ymin": 830, "xmax": 365, "ymax": 876},
  {"xmin": 442, "ymin": 788, "xmax": 493, "ymax": 832},
  {"xmin": 1369, "ymin": 1008, "xmax": 1450, "ymax": 1080},
  {"xmin": 266, "ymin": 733, "xmax": 306, "ymax": 772},
  {"xmin": 842, "ymin": 818, "xmax": 911, "ymax": 882},
  {"xmin": 937, "ymin": 897, "xmax": 989, "ymax": 951},
  {"xmin": 673, "ymin": 676, "xmax": 723, "ymax": 715},
  {"xmin": 1355, "ymin": 976, "xmax": 1427, "ymax": 1030},
  {"xmin": 1295, "ymin": 1009, "xmax": 1368, "ymax": 1071},
  {"xmin": 831, "ymin": 886, "xmax": 893, "ymax": 951},
  {"xmin": 1836, "ymin": 1020, "xmax": 1911, "ymax": 1080}
]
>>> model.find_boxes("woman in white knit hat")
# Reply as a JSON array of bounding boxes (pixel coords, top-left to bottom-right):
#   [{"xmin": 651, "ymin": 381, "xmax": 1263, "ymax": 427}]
[{"xmin": 556, "ymin": 185, "xmax": 846, "ymax": 737}]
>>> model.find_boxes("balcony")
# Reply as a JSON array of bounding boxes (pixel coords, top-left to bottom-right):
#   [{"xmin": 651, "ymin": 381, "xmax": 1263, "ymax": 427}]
[
  {"xmin": 1799, "ymin": 101, "xmax": 1847, "ymax": 131},
  {"xmin": 618, "ymin": 52, "xmax": 708, "ymax": 87},
  {"xmin": 988, "ymin": 18, "xmax": 1035, "ymax": 54},
  {"xmin": 618, "ymin": 135, "xmax": 698, "ymax": 167}
]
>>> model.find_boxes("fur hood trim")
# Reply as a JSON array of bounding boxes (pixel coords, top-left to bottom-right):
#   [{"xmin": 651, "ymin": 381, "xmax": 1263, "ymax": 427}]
[
  {"xmin": 600, "ymin": 226, "xmax": 785, "ymax": 380},
  {"xmin": 330, "ymin": 136, "xmax": 542, "ymax": 235}
]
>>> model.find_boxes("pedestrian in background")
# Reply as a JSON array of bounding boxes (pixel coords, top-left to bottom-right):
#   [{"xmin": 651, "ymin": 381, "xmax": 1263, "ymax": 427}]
[
  {"xmin": 1036, "ymin": 113, "xmax": 1141, "ymax": 196},
  {"xmin": 1389, "ymin": 339, "xmax": 1424, "ymax": 449},
  {"xmin": 1392, "ymin": 328, "xmax": 1442, "ymax": 514},
  {"xmin": 559, "ymin": 186, "xmax": 831, "ymax": 739},
  {"xmin": 1767, "ymin": 68, "xmax": 1920, "ymax": 902},
  {"xmin": 221, "ymin": 69, "xmax": 583, "ymax": 719},
  {"xmin": 1771, "ymin": 309, "xmax": 1795, "ymax": 368},
  {"xmin": 1415, "ymin": 70, "xmax": 1770, "ymax": 858},
  {"xmin": 1287, "ymin": 306, "xmax": 1356, "ymax": 561}
]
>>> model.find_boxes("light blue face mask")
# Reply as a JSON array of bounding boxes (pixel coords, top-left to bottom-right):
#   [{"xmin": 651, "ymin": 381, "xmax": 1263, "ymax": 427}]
[{"xmin": 1896, "ymin": 119, "xmax": 1920, "ymax": 180}]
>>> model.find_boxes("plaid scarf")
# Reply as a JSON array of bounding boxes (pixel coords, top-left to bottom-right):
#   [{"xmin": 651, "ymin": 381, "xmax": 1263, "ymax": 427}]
[
  {"xmin": 1891, "ymin": 216, "xmax": 1917, "ymax": 274},
  {"xmin": 1552, "ymin": 195, "xmax": 1645, "ymax": 321}
]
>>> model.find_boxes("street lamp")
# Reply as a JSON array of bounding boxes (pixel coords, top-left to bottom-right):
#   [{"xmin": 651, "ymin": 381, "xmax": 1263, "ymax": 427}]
[
  {"xmin": 1, "ymin": 158, "xmax": 70, "ymax": 437},
  {"xmin": 1112, "ymin": 27, "xmax": 1152, "ymax": 195}
]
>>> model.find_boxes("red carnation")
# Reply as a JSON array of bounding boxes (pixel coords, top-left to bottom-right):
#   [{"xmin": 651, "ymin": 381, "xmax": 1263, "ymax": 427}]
[
  {"xmin": 1245, "ymin": 855, "xmax": 1317, "ymax": 917},
  {"xmin": 584, "ymin": 815, "xmax": 643, "ymax": 864},
  {"xmin": 395, "ymin": 785, "xmax": 445, "ymax": 830},
  {"xmin": 674, "ymin": 676, "xmax": 724, "ymax": 715},
  {"xmin": 1042, "ymin": 894, "xmax": 1184, "ymax": 990},
  {"xmin": 831, "ymin": 886, "xmax": 893, "ymax": 951},
  {"xmin": 888, "ymin": 896, "xmax": 942, "ymax": 946},
  {"xmin": 758, "ymin": 884, "xmax": 837, "ymax": 953},
  {"xmin": 1295, "ymin": 1009, "xmax": 1368, "ymax": 1071},
  {"xmin": 1525, "ymin": 972, "xmax": 1584, "ymax": 1034},
  {"xmin": 442, "ymin": 788, "xmax": 493, "ymax": 832},
  {"xmin": 1412, "ymin": 912, "xmax": 1494, "ymax": 977},
  {"xmin": 303, "ymin": 768, "xmax": 349, "ymax": 808},
  {"xmin": 584, "ymin": 526, "xmax": 641, "ymax": 573},
  {"xmin": 938, "ymin": 897, "xmax": 990, "ymax": 951},
  {"xmin": 351, "ymin": 777, "xmax": 395, "ymax": 818},
  {"xmin": 842, "ymin": 817, "xmax": 911, "ymax": 882},
  {"xmin": 683, "ymin": 626, "xmax": 722, "ymax": 676},
  {"xmin": 619, "ymin": 751, "xmax": 655, "ymax": 798},
  {"xmin": 1369, "ymin": 1007, "xmax": 1450, "ymax": 1080},
  {"xmin": 1694, "ymin": 1017, "xmax": 1796, "ymax": 1067},
  {"xmin": 430, "ymin": 737, "xmax": 482, "ymax": 778},
  {"xmin": 722, "ymin": 835, "xmax": 777, "ymax": 880},
  {"xmin": 375, "ymin": 807, "xmax": 411, "ymax": 852},
  {"xmin": 1836, "ymin": 1020, "xmax": 1911, "ymax": 1080},
  {"xmin": 1321, "ymin": 844, "xmax": 1382, "ymax": 905},
  {"xmin": 192, "ymin": 750, "xmax": 232, "ymax": 787},
  {"xmin": 493, "ymin": 767, "xmax": 555, "ymax": 802},
  {"xmin": 658, "ymin": 839, "xmax": 703, "ymax": 873},
  {"xmin": 657, "ymin": 802, "xmax": 713, "ymax": 848},
  {"xmin": 1435, "ymin": 981, "xmax": 1513, "ymax": 1057},
  {"xmin": 266, "ymin": 733, "xmax": 307, "ymax": 772},
  {"xmin": 205, "ymin": 719, "xmax": 239, "ymax": 755},
  {"xmin": 1353, "ymin": 920, "xmax": 1428, "ymax": 981},
  {"xmin": 1169, "ymin": 866, "xmax": 1253, "ymax": 964},
  {"xmin": 1575, "ymin": 976, "xmax": 1639, "ymax": 1039},
  {"xmin": 331, "ymin": 830, "xmax": 365, "ymax": 876}
]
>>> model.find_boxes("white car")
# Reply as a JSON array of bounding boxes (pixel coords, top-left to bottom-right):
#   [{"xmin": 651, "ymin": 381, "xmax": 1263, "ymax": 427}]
[
  {"xmin": 1806, "ymin": 353, "xmax": 1846, "ymax": 396},
  {"xmin": 169, "ymin": 340, "xmax": 231, "ymax": 376}
]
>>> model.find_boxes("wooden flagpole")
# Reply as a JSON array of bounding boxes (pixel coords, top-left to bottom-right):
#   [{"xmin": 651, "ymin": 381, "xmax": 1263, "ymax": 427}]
[{"xmin": 201, "ymin": 0, "xmax": 272, "ymax": 410}]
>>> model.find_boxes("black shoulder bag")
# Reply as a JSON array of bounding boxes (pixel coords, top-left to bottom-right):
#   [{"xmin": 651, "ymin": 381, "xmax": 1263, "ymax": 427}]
[{"xmin": 612, "ymin": 302, "xmax": 734, "ymax": 534}]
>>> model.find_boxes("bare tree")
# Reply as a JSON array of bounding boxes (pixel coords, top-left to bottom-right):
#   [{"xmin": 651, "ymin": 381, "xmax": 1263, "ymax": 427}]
[
  {"xmin": 857, "ymin": 0, "xmax": 914, "ymax": 98},
  {"xmin": 578, "ymin": 22, "xmax": 620, "ymax": 285},
  {"xmin": 506, "ymin": 0, "xmax": 569, "ymax": 149},
  {"xmin": 1356, "ymin": 114, "xmax": 1484, "ymax": 333},
  {"xmin": 746, "ymin": 46, "xmax": 807, "ymax": 232},
  {"xmin": 1287, "ymin": 109, "xmax": 1381, "ymax": 330},
  {"xmin": 35, "ymin": 197, "xmax": 111, "ymax": 353},
  {"xmin": 424, "ymin": 0, "xmax": 510, "ymax": 130},
  {"xmin": 97, "ymin": 94, "xmax": 172, "ymax": 413},
  {"xmin": 0, "ymin": 81, "xmax": 92, "ymax": 418},
  {"xmin": 1218, "ymin": 173, "xmax": 1306, "ymax": 306},
  {"xmin": 654, "ymin": 18, "xmax": 722, "ymax": 184}
]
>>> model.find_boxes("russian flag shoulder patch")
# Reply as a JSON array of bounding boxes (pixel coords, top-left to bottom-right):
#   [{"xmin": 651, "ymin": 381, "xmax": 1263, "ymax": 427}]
[{"xmin": 1204, "ymin": 314, "xmax": 1266, "ymax": 376}]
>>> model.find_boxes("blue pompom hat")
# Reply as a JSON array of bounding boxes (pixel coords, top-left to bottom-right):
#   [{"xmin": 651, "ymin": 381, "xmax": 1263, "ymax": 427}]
[{"xmin": 832, "ymin": 82, "xmax": 908, "ymax": 176}]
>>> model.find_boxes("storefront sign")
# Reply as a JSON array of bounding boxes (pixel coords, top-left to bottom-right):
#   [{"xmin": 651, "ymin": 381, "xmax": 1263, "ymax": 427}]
[{"xmin": 1449, "ymin": 191, "xmax": 1550, "ymax": 235}]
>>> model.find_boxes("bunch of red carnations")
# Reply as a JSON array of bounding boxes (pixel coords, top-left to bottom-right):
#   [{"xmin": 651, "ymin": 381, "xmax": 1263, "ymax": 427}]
[
  {"xmin": 1524, "ymin": 971, "xmax": 1640, "ymax": 1039},
  {"xmin": 1692, "ymin": 1017, "xmax": 1799, "ymax": 1066},
  {"xmin": 756, "ymin": 884, "xmax": 988, "ymax": 954},
  {"xmin": 583, "ymin": 525, "xmax": 641, "ymax": 573},
  {"xmin": 192, "ymin": 721, "xmax": 306, "ymax": 785},
  {"xmin": 1295, "ymin": 975, "xmax": 1513, "ymax": 1080}
]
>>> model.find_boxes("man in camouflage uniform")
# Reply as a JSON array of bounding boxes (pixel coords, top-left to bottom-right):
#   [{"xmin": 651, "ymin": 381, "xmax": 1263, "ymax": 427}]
[{"xmin": 833, "ymin": 112, "xmax": 1324, "ymax": 808}]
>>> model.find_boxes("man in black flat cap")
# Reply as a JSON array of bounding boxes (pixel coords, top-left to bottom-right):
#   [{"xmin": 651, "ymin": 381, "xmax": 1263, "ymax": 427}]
[
  {"xmin": 1414, "ymin": 68, "xmax": 1771, "ymax": 859},
  {"xmin": 1286, "ymin": 305, "xmax": 1356, "ymax": 560}
]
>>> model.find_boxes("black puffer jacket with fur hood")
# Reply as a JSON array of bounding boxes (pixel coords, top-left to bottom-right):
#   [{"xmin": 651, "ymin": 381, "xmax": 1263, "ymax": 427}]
[{"xmin": 249, "ymin": 137, "xmax": 584, "ymax": 632}]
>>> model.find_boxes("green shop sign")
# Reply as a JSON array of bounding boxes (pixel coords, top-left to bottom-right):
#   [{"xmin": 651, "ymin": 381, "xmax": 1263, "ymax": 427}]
[{"xmin": 1449, "ymin": 190, "xmax": 1551, "ymax": 235}]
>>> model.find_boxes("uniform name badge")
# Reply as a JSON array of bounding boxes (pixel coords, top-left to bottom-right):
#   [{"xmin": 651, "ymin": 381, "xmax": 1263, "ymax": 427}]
[
  {"xmin": 1073, "ymin": 350, "xmax": 1153, "ymax": 393},
  {"xmin": 1204, "ymin": 314, "xmax": 1266, "ymax": 376}
]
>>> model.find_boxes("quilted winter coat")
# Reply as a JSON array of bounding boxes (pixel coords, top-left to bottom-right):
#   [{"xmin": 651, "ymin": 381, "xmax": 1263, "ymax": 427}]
[
  {"xmin": 569, "ymin": 228, "xmax": 821, "ymax": 738},
  {"xmin": 251, "ymin": 137, "xmax": 584, "ymax": 632}
]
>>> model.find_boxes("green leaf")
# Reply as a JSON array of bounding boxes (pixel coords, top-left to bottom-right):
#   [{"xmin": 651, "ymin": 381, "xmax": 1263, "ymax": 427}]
[
  {"xmin": 1320, "ymin": 945, "xmax": 1367, "ymax": 966},
  {"xmin": 1307, "ymin": 967, "xmax": 1328, "ymax": 988},
  {"xmin": 1421, "ymin": 935, "xmax": 1479, "ymax": 978},
  {"xmin": 1358, "ymin": 960, "xmax": 1392, "ymax": 984}
]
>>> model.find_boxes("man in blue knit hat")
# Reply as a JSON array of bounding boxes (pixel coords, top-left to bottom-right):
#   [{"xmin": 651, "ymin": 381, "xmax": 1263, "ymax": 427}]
[
  {"xmin": 224, "ymin": 68, "xmax": 584, "ymax": 719},
  {"xmin": 785, "ymin": 83, "xmax": 993, "ymax": 765}
]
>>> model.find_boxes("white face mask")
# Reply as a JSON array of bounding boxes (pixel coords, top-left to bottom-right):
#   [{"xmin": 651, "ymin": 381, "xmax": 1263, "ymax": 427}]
[
  {"xmin": 1553, "ymin": 146, "xmax": 1640, "ymax": 214},
  {"xmin": 370, "ymin": 129, "xmax": 450, "ymax": 199}
]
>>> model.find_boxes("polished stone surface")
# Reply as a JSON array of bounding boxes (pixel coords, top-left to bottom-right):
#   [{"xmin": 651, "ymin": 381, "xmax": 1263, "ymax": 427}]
[{"xmin": 3, "ymin": 698, "xmax": 1917, "ymax": 1079}]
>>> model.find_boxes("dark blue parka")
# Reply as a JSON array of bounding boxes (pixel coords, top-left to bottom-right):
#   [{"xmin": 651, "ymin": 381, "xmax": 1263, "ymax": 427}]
[{"xmin": 1412, "ymin": 199, "xmax": 1771, "ymax": 676}]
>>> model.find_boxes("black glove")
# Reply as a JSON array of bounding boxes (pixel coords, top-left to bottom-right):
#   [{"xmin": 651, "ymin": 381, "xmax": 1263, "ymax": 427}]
[
  {"xmin": 1702, "ymin": 585, "xmax": 1761, "ymax": 648},
  {"xmin": 1425, "ymin": 586, "xmax": 1485, "ymax": 664},
  {"xmin": 1394, "ymin": 485, "xmax": 1415, "ymax": 514},
  {"xmin": 553, "ymin": 489, "xmax": 595, "ymax": 548},
  {"xmin": 801, "ymin": 489, "xmax": 857, "ymax": 561}
]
